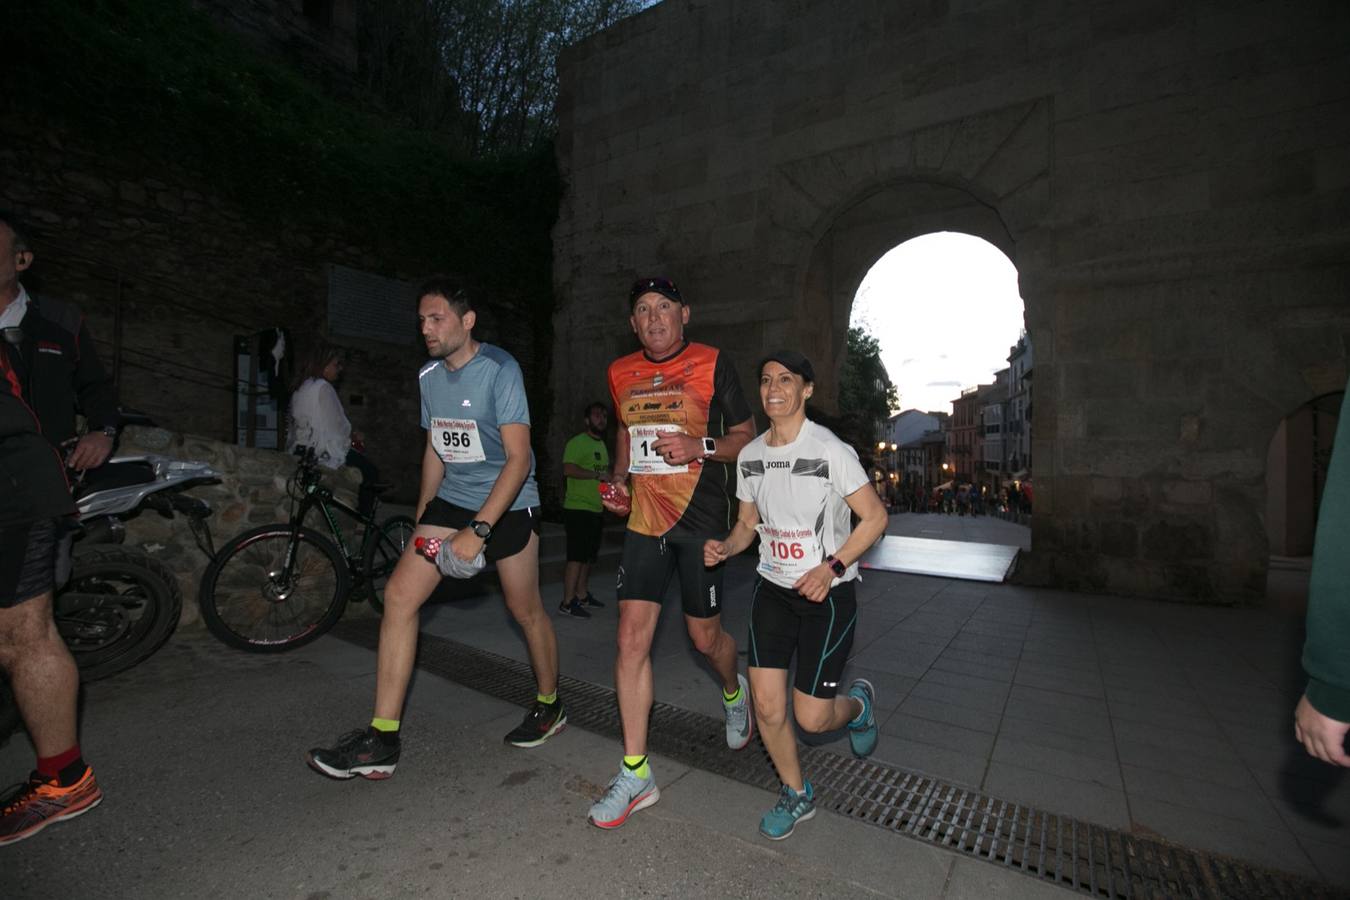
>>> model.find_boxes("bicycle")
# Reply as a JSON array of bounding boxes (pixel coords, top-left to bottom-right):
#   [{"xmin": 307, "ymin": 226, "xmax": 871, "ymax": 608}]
[{"xmin": 197, "ymin": 447, "xmax": 415, "ymax": 652}]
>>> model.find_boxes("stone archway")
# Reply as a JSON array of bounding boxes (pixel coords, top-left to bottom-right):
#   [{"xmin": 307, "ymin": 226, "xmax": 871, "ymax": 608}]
[{"xmin": 551, "ymin": 0, "xmax": 1350, "ymax": 605}]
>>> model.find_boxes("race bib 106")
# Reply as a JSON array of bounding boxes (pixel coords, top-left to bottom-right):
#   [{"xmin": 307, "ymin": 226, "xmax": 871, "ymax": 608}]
[
  {"xmin": 430, "ymin": 417, "xmax": 487, "ymax": 464},
  {"xmin": 628, "ymin": 424, "xmax": 688, "ymax": 475},
  {"xmin": 755, "ymin": 524, "xmax": 821, "ymax": 582}
]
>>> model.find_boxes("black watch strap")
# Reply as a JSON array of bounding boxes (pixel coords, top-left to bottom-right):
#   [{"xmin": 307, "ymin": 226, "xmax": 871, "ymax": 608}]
[
  {"xmin": 470, "ymin": 520, "xmax": 493, "ymax": 539},
  {"xmin": 826, "ymin": 555, "xmax": 846, "ymax": 577}
]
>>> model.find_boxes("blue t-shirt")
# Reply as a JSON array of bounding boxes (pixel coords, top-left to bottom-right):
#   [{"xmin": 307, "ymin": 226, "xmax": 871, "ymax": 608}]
[{"xmin": 418, "ymin": 343, "xmax": 540, "ymax": 511}]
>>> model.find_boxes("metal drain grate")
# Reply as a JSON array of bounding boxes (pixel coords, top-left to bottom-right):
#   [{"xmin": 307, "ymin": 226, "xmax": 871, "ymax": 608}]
[{"xmin": 331, "ymin": 620, "xmax": 1345, "ymax": 900}]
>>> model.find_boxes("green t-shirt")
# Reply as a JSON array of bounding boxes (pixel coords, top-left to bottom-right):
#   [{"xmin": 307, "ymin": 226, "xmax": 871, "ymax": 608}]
[{"xmin": 563, "ymin": 431, "xmax": 609, "ymax": 512}]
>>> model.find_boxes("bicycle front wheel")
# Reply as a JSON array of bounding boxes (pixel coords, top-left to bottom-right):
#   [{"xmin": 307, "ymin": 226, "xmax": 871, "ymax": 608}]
[
  {"xmin": 198, "ymin": 524, "xmax": 350, "ymax": 652},
  {"xmin": 360, "ymin": 515, "xmax": 416, "ymax": 615}
]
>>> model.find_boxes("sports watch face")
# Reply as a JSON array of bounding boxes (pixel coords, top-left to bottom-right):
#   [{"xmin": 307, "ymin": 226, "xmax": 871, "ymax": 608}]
[
  {"xmin": 471, "ymin": 520, "xmax": 492, "ymax": 539},
  {"xmin": 702, "ymin": 437, "xmax": 716, "ymax": 456}
]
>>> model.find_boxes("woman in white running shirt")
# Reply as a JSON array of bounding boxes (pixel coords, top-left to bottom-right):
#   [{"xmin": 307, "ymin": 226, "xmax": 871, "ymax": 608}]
[{"xmin": 704, "ymin": 350, "xmax": 888, "ymax": 840}]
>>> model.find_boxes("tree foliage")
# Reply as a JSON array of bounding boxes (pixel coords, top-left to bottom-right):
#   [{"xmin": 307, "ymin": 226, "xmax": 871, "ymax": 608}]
[
  {"xmin": 358, "ymin": 0, "xmax": 647, "ymax": 155},
  {"xmin": 837, "ymin": 325, "xmax": 899, "ymax": 454}
]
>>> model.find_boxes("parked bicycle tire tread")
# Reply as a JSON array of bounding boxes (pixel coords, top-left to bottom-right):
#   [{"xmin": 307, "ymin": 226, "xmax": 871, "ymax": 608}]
[
  {"xmin": 198, "ymin": 523, "xmax": 350, "ymax": 653},
  {"xmin": 62, "ymin": 545, "xmax": 182, "ymax": 682}
]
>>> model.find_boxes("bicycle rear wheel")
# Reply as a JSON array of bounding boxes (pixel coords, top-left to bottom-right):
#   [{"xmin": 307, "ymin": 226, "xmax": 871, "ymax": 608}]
[
  {"xmin": 198, "ymin": 524, "xmax": 350, "ymax": 652},
  {"xmin": 360, "ymin": 515, "xmax": 416, "ymax": 615}
]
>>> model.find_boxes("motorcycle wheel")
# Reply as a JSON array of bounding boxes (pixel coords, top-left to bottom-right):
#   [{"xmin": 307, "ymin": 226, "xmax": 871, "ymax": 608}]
[
  {"xmin": 57, "ymin": 546, "xmax": 182, "ymax": 682},
  {"xmin": 198, "ymin": 524, "xmax": 350, "ymax": 652},
  {"xmin": 359, "ymin": 515, "xmax": 416, "ymax": 615}
]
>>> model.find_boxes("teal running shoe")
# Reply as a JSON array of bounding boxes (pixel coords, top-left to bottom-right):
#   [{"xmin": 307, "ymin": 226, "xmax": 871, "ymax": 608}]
[
  {"xmin": 847, "ymin": 678, "xmax": 878, "ymax": 758},
  {"xmin": 759, "ymin": 782, "xmax": 816, "ymax": 840},
  {"xmin": 588, "ymin": 765, "xmax": 660, "ymax": 829}
]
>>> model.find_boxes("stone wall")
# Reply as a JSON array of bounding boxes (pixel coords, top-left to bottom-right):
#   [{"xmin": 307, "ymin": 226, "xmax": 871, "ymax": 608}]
[
  {"xmin": 0, "ymin": 116, "xmax": 548, "ymax": 506},
  {"xmin": 552, "ymin": 0, "xmax": 1350, "ymax": 604},
  {"xmin": 113, "ymin": 425, "xmax": 363, "ymax": 626}
]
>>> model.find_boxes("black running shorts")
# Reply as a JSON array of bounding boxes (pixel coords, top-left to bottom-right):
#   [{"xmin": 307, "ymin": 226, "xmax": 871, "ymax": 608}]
[
  {"xmin": 616, "ymin": 531, "xmax": 725, "ymax": 618},
  {"xmin": 563, "ymin": 508, "xmax": 603, "ymax": 564},
  {"xmin": 748, "ymin": 577, "xmax": 858, "ymax": 698},
  {"xmin": 419, "ymin": 499, "xmax": 541, "ymax": 563},
  {"xmin": 0, "ymin": 519, "xmax": 60, "ymax": 609}
]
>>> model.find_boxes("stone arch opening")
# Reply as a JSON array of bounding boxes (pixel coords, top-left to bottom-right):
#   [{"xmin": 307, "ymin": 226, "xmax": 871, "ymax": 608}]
[
  {"xmin": 851, "ymin": 230, "xmax": 1030, "ymax": 535},
  {"xmin": 794, "ymin": 179, "xmax": 1023, "ymax": 416},
  {"xmin": 1265, "ymin": 390, "xmax": 1344, "ymax": 610}
]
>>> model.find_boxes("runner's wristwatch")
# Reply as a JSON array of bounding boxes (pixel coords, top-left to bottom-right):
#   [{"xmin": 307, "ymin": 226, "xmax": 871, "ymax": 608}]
[
  {"xmin": 825, "ymin": 555, "xmax": 846, "ymax": 577},
  {"xmin": 470, "ymin": 520, "xmax": 493, "ymax": 539},
  {"xmin": 702, "ymin": 437, "xmax": 716, "ymax": 457}
]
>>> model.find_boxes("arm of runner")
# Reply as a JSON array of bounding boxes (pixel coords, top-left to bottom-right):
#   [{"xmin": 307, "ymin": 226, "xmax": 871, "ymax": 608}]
[
  {"xmin": 417, "ymin": 433, "xmax": 443, "ymax": 515},
  {"xmin": 601, "ymin": 426, "xmax": 632, "ymax": 512},
  {"xmin": 445, "ymin": 421, "xmax": 533, "ymax": 561},
  {"xmin": 652, "ymin": 417, "xmax": 755, "ymax": 467},
  {"xmin": 704, "ymin": 499, "xmax": 761, "ymax": 566},
  {"xmin": 792, "ymin": 483, "xmax": 888, "ymax": 602}
]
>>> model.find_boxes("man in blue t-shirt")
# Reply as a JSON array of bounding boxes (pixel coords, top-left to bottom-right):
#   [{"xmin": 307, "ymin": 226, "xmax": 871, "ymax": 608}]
[{"xmin": 307, "ymin": 277, "xmax": 566, "ymax": 781}]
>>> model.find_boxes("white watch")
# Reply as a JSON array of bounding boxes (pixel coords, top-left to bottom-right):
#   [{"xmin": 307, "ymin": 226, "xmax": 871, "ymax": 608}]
[{"xmin": 702, "ymin": 437, "xmax": 716, "ymax": 458}]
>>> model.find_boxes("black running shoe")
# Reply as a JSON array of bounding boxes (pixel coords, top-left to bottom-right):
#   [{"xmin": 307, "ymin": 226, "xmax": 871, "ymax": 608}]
[
  {"xmin": 558, "ymin": 599, "xmax": 592, "ymax": 618},
  {"xmin": 504, "ymin": 701, "xmax": 567, "ymax": 748},
  {"xmin": 582, "ymin": 593, "xmax": 605, "ymax": 608},
  {"xmin": 307, "ymin": 727, "xmax": 400, "ymax": 780}
]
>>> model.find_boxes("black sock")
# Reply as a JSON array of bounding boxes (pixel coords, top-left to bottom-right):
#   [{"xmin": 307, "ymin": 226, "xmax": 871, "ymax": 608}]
[{"xmin": 57, "ymin": 757, "xmax": 88, "ymax": 787}]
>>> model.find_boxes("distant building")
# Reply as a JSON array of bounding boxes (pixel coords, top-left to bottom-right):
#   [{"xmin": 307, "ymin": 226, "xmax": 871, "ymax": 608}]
[
  {"xmin": 949, "ymin": 387, "xmax": 982, "ymax": 483},
  {"xmin": 978, "ymin": 369, "xmax": 1010, "ymax": 489},
  {"xmin": 1007, "ymin": 333, "xmax": 1033, "ymax": 477}
]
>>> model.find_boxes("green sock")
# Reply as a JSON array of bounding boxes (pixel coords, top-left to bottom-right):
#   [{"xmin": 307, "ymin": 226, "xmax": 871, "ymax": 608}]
[
  {"xmin": 623, "ymin": 754, "xmax": 650, "ymax": 779},
  {"xmin": 722, "ymin": 685, "xmax": 741, "ymax": 705},
  {"xmin": 537, "ymin": 691, "xmax": 558, "ymax": 705},
  {"xmin": 371, "ymin": 717, "xmax": 400, "ymax": 733}
]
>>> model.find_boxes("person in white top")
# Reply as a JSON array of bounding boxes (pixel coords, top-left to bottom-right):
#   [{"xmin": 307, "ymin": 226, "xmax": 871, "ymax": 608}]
[
  {"xmin": 288, "ymin": 340, "xmax": 379, "ymax": 514},
  {"xmin": 704, "ymin": 350, "xmax": 888, "ymax": 840}
]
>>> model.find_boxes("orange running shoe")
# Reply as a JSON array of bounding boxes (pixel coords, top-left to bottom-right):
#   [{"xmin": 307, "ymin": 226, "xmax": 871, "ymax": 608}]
[{"xmin": 0, "ymin": 767, "xmax": 103, "ymax": 846}]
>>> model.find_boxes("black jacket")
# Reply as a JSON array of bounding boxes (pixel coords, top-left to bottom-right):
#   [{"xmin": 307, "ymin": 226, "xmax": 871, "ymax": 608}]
[
  {"xmin": 9, "ymin": 290, "xmax": 119, "ymax": 448},
  {"xmin": 0, "ymin": 344, "xmax": 76, "ymax": 527}
]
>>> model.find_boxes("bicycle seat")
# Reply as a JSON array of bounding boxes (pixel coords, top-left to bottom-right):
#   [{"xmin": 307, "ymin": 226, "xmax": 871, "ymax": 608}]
[
  {"xmin": 72, "ymin": 459, "xmax": 157, "ymax": 500},
  {"xmin": 368, "ymin": 481, "xmax": 394, "ymax": 495}
]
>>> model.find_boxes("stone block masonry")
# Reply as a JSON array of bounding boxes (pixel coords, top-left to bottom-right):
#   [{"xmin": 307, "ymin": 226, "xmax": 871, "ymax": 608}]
[{"xmin": 552, "ymin": 0, "xmax": 1350, "ymax": 604}]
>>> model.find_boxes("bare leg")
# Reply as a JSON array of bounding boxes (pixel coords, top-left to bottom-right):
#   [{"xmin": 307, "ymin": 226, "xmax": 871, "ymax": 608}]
[
  {"xmin": 575, "ymin": 561, "xmax": 592, "ymax": 600},
  {"xmin": 748, "ymin": 667, "xmax": 801, "ymax": 791},
  {"xmin": 614, "ymin": 600, "xmax": 661, "ymax": 756},
  {"xmin": 562, "ymin": 560, "xmax": 581, "ymax": 603},
  {"xmin": 373, "ymin": 524, "xmax": 452, "ymax": 720},
  {"xmin": 792, "ymin": 690, "xmax": 865, "ymax": 734},
  {"xmin": 0, "ymin": 592, "xmax": 78, "ymax": 757},
  {"xmin": 684, "ymin": 614, "xmax": 740, "ymax": 694},
  {"xmin": 495, "ymin": 532, "xmax": 558, "ymax": 696}
]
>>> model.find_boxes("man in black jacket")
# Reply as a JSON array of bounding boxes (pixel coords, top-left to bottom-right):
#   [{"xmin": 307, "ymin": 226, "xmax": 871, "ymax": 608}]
[
  {"xmin": 0, "ymin": 346, "xmax": 102, "ymax": 845},
  {"xmin": 0, "ymin": 210, "xmax": 119, "ymax": 469}
]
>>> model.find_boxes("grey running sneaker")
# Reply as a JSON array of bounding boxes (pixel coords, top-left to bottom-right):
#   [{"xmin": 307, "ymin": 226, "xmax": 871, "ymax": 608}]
[
  {"xmin": 724, "ymin": 672, "xmax": 753, "ymax": 750},
  {"xmin": 307, "ymin": 727, "xmax": 399, "ymax": 780},
  {"xmin": 759, "ymin": 781, "xmax": 816, "ymax": 840},
  {"xmin": 588, "ymin": 765, "xmax": 659, "ymax": 829},
  {"xmin": 847, "ymin": 678, "xmax": 878, "ymax": 758}
]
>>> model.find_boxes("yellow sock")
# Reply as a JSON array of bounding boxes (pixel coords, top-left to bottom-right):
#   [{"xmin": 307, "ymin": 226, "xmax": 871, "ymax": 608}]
[
  {"xmin": 371, "ymin": 717, "xmax": 400, "ymax": 733},
  {"xmin": 537, "ymin": 691, "xmax": 558, "ymax": 705},
  {"xmin": 623, "ymin": 754, "xmax": 650, "ymax": 779}
]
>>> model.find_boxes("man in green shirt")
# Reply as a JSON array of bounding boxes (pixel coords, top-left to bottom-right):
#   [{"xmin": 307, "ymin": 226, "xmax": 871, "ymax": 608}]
[{"xmin": 560, "ymin": 402, "xmax": 611, "ymax": 617}]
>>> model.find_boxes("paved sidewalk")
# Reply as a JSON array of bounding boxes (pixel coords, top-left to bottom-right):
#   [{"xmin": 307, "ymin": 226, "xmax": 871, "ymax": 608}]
[
  {"xmin": 3, "ymin": 551, "xmax": 1346, "ymax": 895},
  {"xmin": 420, "ymin": 555, "xmax": 1349, "ymax": 887}
]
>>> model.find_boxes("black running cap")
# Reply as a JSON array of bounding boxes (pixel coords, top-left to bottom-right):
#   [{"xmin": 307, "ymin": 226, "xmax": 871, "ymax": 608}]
[
  {"xmin": 760, "ymin": 350, "xmax": 815, "ymax": 384},
  {"xmin": 629, "ymin": 276, "xmax": 682, "ymax": 308}
]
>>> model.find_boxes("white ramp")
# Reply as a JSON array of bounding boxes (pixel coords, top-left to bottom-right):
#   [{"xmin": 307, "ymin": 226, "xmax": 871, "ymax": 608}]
[{"xmin": 859, "ymin": 535, "xmax": 1019, "ymax": 583}]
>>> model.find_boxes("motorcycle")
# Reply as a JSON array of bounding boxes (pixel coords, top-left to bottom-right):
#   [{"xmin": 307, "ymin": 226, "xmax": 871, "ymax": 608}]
[{"xmin": 0, "ymin": 452, "xmax": 219, "ymax": 744}]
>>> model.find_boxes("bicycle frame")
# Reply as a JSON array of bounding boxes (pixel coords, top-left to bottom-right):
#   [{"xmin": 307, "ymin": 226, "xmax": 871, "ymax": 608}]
[{"xmin": 289, "ymin": 481, "xmax": 381, "ymax": 579}]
